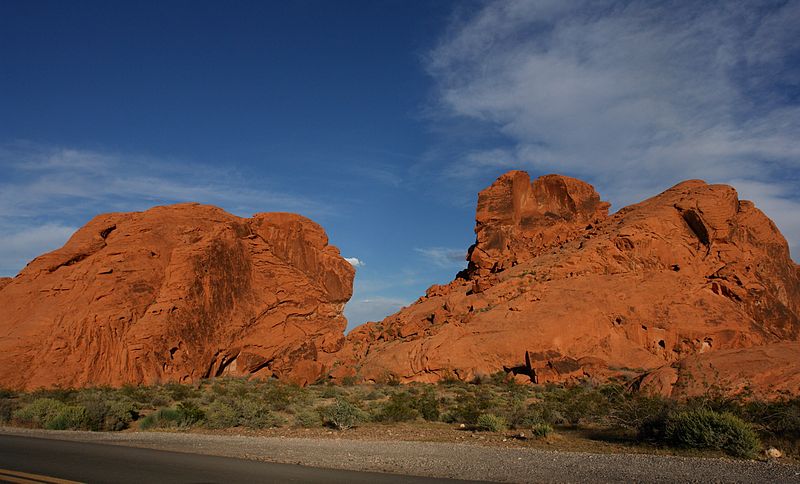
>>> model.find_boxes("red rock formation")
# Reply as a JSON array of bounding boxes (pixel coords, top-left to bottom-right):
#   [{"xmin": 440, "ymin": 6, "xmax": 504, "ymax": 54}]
[
  {"xmin": 329, "ymin": 171, "xmax": 800, "ymax": 396},
  {"xmin": 0, "ymin": 203, "xmax": 354, "ymax": 390},
  {"xmin": 640, "ymin": 342, "xmax": 800, "ymax": 399},
  {"xmin": 463, "ymin": 171, "xmax": 609, "ymax": 278}
]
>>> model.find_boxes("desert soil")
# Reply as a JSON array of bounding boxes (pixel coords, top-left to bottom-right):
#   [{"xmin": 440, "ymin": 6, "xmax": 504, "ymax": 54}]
[{"xmin": 2, "ymin": 426, "xmax": 798, "ymax": 483}]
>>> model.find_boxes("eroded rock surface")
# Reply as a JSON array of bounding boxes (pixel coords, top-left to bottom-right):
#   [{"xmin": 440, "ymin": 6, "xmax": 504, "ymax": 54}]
[
  {"xmin": 0, "ymin": 204, "xmax": 354, "ymax": 389},
  {"xmin": 328, "ymin": 171, "xmax": 800, "ymax": 396}
]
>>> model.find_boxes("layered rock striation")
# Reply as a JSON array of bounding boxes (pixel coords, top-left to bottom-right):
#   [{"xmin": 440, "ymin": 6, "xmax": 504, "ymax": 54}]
[
  {"xmin": 0, "ymin": 204, "xmax": 354, "ymax": 389},
  {"xmin": 330, "ymin": 171, "xmax": 800, "ymax": 396}
]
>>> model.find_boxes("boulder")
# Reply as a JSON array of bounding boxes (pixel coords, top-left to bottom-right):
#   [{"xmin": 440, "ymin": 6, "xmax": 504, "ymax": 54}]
[{"xmin": 0, "ymin": 203, "xmax": 354, "ymax": 389}]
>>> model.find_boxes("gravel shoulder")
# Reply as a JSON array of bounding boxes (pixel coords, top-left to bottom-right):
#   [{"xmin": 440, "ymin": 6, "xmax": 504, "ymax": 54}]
[{"xmin": 1, "ymin": 427, "xmax": 798, "ymax": 483}]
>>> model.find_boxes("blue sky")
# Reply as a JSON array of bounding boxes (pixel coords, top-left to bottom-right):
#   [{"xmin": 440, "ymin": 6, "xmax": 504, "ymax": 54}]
[{"xmin": 1, "ymin": 0, "xmax": 799, "ymax": 330}]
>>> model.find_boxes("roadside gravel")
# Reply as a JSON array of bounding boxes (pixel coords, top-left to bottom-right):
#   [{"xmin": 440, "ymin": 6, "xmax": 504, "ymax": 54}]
[{"xmin": 2, "ymin": 427, "xmax": 798, "ymax": 483}]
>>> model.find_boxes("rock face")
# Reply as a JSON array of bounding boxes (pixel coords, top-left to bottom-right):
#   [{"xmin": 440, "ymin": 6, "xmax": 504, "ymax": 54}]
[
  {"xmin": 0, "ymin": 203, "xmax": 354, "ymax": 390},
  {"xmin": 330, "ymin": 171, "xmax": 800, "ymax": 396}
]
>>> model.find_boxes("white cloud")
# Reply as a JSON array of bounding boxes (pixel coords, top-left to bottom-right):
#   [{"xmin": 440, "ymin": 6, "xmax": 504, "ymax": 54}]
[
  {"xmin": 0, "ymin": 142, "xmax": 326, "ymax": 219},
  {"xmin": 426, "ymin": 0, "xmax": 800, "ymax": 254},
  {"xmin": 0, "ymin": 142, "xmax": 330, "ymax": 276},
  {"xmin": 345, "ymin": 257, "xmax": 365, "ymax": 267},
  {"xmin": 344, "ymin": 296, "xmax": 409, "ymax": 330},
  {"xmin": 0, "ymin": 223, "xmax": 76, "ymax": 276},
  {"xmin": 415, "ymin": 247, "xmax": 467, "ymax": 269}
]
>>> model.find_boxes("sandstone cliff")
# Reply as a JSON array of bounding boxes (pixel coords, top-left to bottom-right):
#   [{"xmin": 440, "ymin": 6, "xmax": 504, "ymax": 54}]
[
  {"xmin": 328, "ymin": 171, "xmax": 800, "ymax": 397},
  {"xmin": 0, "ymin": 203, "xmax": 354, "ymax": 389}
]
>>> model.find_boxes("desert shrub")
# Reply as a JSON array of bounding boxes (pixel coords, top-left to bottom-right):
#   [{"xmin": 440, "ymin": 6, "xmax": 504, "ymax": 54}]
[
  {"xmin": 176, "ymin": 401, "xmax": 205, "ymax": 426},
  {"xmin": 665, "ymin": 409, "xmax": 761, "ymax": 458},
  {"xmin": 441, "ymin": 390, "xmax": 494, "ymax": 425},
  {"xmin": 205, "ymin": 401, "xmax": 239, "ymax": 429},
  {"xmin": 475, "ymin": 413, "xmax": 507, "ymax": 432},
  {"xmin": 531, "ymin": 423, "xmax": 553, "ymax": 437},
  {"xmin": 560, "ymin": 386, "xmax": 609, "ymax": 426},
  {"xmin": 118, "ymin": 385, "xmax": 167, "ymax": 408},
  {"xmin": 375, "ymin": 392, "xmax": 418, "ymax": 423},
  {"xmin": 322, "ymin": 398, "xmax": 364, "ymax": 430},
  {"xmin": 261, "ymin": 384, "xmax": 290, "ymax": 411},
  {"xmin": 0, "ymin": 398, "xmax": 18, "ymax": 424},
  {"xmin": 363, "ymin": 389, "xmax": 384, "ymax": 401},
  {"xmin": 45, "ymin": 405, "xmax": 88, "ymax": 430},
  {"xmin": 138, "ymin": 405, "xmax": 196, "ymax": 430},
  {"xmin": 15, "ymin": 398, "xmax": 67, "ymax": 427},
  {"xmin": 610, "ymin": 394, "xmax": 674, "ymax": 434},
  {"xmin": 414, "ymin": 388, "xmax": 440, "ymax": 422},
  {"xmin": 154, "ymin": 407, "xmax": 181, "ymax": 426},
  {"xmin": 744, "ymin": 397, "xmax": 800, "ymax": 439},
  {"xmin": 237, "ymin": 399, "xmax": 282, "ymax": 429},
  {"xmin": 507, "ymin": 402, "xmax": 545, "ymax": 429},
  {"xmin": 341, "ymin": 375, "xmax": 358, "ymax": 386},
  {"xmin": 28, "ymin": 388, "xmax": 77, "ymax": 403},
  {"xmin": 319, "ymin": 385, "xmax": 342, "ymax": 399},
  {"xmin": 79, "ymin": 395, "xmax": 137, "ymax": 431},
  {"xmin": 293, "ymin": 408, "xmax": 323, "ymax": 428},
  {"xmin": 14, "ymin": 398, "xmax": 88, "ymax": 430},
  {"xmin": 163, "ymin": 382, "xmax": 200, "ymax": 402}
]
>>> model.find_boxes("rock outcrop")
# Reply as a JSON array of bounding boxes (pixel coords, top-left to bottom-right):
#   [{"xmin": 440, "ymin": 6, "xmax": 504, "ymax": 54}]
[
  {"xmin": 0, "ymin": 203, "xmax": 354, "ymax": 390},
  {"xmin": 328, "ymin": 171, "xmax": 800, "ymax": 396}
]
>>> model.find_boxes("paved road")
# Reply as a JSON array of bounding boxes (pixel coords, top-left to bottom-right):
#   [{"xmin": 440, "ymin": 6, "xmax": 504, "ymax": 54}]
[
  {"xmin": 0, "ymin": 434, "xmax": 470, "ymax": 483},
  {"xmin": 2, "ymin": 429, "xmax": 800, "ymax": 483}
]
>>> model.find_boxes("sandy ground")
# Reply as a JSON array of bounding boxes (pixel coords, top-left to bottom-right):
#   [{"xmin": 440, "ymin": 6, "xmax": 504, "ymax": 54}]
[{"xmin": 2, "ymin": 426, "xmax": 799, "ymax": 483}]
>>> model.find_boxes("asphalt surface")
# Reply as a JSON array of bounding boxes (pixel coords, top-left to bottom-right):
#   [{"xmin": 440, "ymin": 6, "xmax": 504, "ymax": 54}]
[
  {"xmin": 2, "ymin": 429, "xmax": 800, "ymax": 483},
  {"xmin": 0, "ymin": 434, "xmax": 470, "ymax": 484}
]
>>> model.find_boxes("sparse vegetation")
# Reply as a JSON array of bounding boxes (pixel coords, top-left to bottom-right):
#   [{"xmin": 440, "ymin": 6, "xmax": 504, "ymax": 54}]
[
  {"xmin": 322, "ymin": 398, "xmax": 364, "ymax": 430},
  {"xmin": 1, "ymin": 376, "xmax": 797, "ymax": 460},
  {"xmin": 475, "ymin": 413, "xmax": 507, "ymax": 432},
  {"xmin": 665, "ymin": 409, "xmax": 761, "ymax": 458}
]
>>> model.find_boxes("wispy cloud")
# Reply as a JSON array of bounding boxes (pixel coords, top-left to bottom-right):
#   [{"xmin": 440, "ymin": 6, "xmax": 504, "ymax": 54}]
[
  {"xmin": 0, "ymin": 223, "xmax": 77, "ymax": 276},
  {"xmin": 415, "ymin": 247, "xmax": 467, "ymax": 269},
  {"xmin": 344, "ymin": 296, "xmax": 409, "ymax": 330},
  {"xmin": 345, "ymin": 257, "xmax": 366, "ymax": 268},
  {"xmin": 425, "ymin": 0, "xmax": 800, "ymax": 256},
  {"xmin": 0, "ymin": 141, "xmax": 327, "ymax": 276}
]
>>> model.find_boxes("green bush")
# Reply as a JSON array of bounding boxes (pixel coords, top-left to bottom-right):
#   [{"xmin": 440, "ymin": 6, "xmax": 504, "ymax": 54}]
[
  {"xmin": 176, "ymin": 401, "xmax": 205, "ymax": 426},
  {"xmin": 138, "ymin": 406, "xmax": 194, "ymax": 430},
  {"xmin": 322, "ymin": 398, "xmax": 364, "ymax": 430},
  {"xmin": 547, "ymin": 386, "xmax": 610, "ymax": 426},
  {"xmin": 14, "ymin": 398, "xmax": 88, "ymax": 430},
  {"xmin": 14, "ymin": 398, "xmax": 66, "ymax": 427},
  {"xmin": 376, "ymin": 392, "xmax": 418, "ymax": 423},
  {"xmin": 0, "ymin": 398, "xmax": 18, "ymax": 424},
  {"xmin": 164, "ymin": 382, "xmax": 200, "ymax": 402},
  {"xmin": 531, "ymin": 423, "xmax": 553, "ymax": 438},
  {"xmin": 665, "ymin": 409, "xmax": 761, "ymax": 458},
  {"xmin": 414, "ymin": 389, "xmax": 440, "ymax": 422},
  {"xmin": 237, "ymin": 399, "xmax": 281, "ymax": 429},
  {"xmin": 319, "ymin": 385, "xmax": 342, "ymax": 399},
  {"xmin": 77, "ymin": 392, "xmax": 138, "ymax": 431},
  {"xmin": 139, "ymin": 408, "xmax": 181, "ymax": 430},
  {"xmin": 744, "ymin": 397, "xmax": 800, "ymax": 439},
  {"xmin": 205, "ymin": 401, "xmax": 239, "ymax": 429},
  {"xmin": 118, "ymin": 385, "xmax": 166, "ymax": 408},
  {"xmin": 475, "ymin": 413, "xmax": 507, "ymax": 432},
  {"xmin": 506, "ymin": 402, "xmax": 544, "ymax": 429},
  {"xmin": 441, "ymin": 391, "xmax": 493, "ymax": 425},
  {"xmin": 293, "ymin": 408, "xmax": 323, "ymax": 428},
  {"xmin": 45, "ymin": 405, "xmax": 88, "ymax": 430}
]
